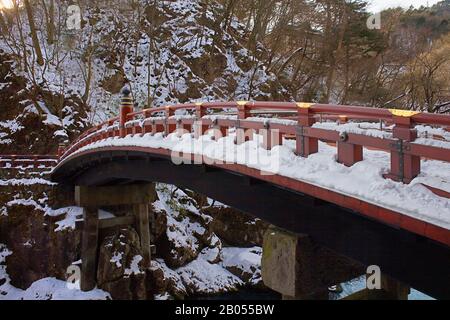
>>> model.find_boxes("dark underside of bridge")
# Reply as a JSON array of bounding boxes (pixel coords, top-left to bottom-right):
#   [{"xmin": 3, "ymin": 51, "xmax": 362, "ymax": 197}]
[{"xmin": 52, "ymin": 150, "xmax": 450, "ymax": 300}]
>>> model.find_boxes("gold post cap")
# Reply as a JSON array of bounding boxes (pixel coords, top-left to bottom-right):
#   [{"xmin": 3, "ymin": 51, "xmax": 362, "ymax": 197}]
[
  {"xmin": 389, "ymin": 109, "xmax": 420, "ymax": 117},
  {"xmin": 297, "ymin": 102, "xmax": 314, "ymax": 109}
]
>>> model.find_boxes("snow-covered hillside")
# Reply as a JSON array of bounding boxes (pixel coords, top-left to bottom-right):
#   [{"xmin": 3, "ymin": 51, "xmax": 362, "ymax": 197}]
[{"xmin": 0, "ymin": 0, "xmax": 290, "ymax": 154}]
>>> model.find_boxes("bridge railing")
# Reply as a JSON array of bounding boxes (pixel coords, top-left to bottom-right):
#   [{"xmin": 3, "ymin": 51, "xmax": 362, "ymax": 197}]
[
  {"xmin": 0, "ymin": 155, "xmax": 58, "ymax": 169},
  {"xmin": 58, "ymin": 98, "xmax": 450, "ymax": 185}
]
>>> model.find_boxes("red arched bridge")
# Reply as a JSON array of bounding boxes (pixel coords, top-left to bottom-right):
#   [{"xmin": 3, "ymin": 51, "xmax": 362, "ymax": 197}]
[{"xmin": 2, "ymin": 97, "xmax": 450, "ymax": 299}]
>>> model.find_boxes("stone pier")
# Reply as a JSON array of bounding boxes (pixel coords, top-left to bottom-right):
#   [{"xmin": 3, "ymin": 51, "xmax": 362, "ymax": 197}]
[
  {"xmin": 262, "ymin": 226, "xmax": 411, "ymax": 300},
  {"xmin": 261, "ymin": 226, "xmax": 364, "ymax": 300}
]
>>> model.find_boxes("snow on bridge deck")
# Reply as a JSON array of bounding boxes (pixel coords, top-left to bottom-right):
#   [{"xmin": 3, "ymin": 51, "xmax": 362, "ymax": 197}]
[{"xmin": 67, "ymin": 124, "xmax": 450, "ymax": 232}]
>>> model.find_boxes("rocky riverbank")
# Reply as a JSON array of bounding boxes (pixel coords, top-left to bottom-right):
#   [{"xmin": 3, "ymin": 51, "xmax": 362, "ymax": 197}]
[{"xmin": 0, "ymin": 165, "xmax": 269, "ymax": 300}]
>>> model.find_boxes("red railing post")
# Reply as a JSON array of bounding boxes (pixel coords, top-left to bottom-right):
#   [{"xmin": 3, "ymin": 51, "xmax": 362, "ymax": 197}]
[
  {"xmin": 236, "ymin": 101, "xmax": 252, "ymax": 144},
  {"xmin": 336, "ymin": 115, "xmax": 363, "ymax": 167},
  {"xmin": 337, "ymin": 134, "xmax": 363, "ymax": 167},
  {"xmin": 120, "ymin": 89, "xmax": 134, "ymax": 138},
  {"xmin": 179, "ymin": 120, "xmax": 192, "ymax": 136},
  {"xmin": 211, "ymin": 119, "xmax": 227, "ymax": 141},
  {"xmin": 194, "ymin": 102, "xmax": 209, "ymax": 138},
  {"xmin": 296, "ymin": 103, "xmax": 318, "ymax": 157},
  {"xmin": 57, "ymin": 143, "xmax": 66, "ymax": 159},
  {"xmin": 142, "ymin": 110, "xmax": 153, "ymax": 135},
  {"xmin": 261, "ymin": 125, "xmax": 283, "ymax": 150},
  {"xmin": 165, "ymin": 106, "xmax": 176, "ymax": 135},
  {"xmin": 386, "ymin": 110, "xmax": 421, "ymax": 184}
]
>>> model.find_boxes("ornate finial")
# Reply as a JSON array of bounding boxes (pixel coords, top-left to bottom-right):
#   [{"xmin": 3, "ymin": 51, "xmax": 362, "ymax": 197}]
[{"xmin": 122, "ymin": 87, "xmax": 131, "ymax": 97}]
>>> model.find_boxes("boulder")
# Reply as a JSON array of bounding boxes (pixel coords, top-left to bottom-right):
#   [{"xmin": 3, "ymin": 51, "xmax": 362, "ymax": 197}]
[
  {"xmin": 148, "ymin": 259, "xmax": 187, "ymax": 299},
  {"xmin": 2, "ymin": 200, "xmax": 80, "ymax": 289},
  {"xmin": 205, "ymin": 206, "xmax": 269, "ymax": 247},
  {"xmin": 221, "ymin": 247, "xmax": 264, "ymax": 287},
  {"xmin": 96, "ymin": 227, "xmax": 147, "ymax": 300}
]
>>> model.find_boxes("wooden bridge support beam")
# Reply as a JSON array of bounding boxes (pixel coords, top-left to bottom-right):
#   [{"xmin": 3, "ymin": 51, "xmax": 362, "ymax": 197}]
[
  {"xmin": 134, "ymin": 204, "xmax": 151, "ymax": 269},
  {"xmin": 80, "ymin": 207, "xmax": 99, "ymax": 292},
  {"xmin": 75, "ymin": 183, "xmax": 156, "ymax": 291},
  {"xmin": 261, "ymin": 226, "xmax": 364, "ymax": 300}
]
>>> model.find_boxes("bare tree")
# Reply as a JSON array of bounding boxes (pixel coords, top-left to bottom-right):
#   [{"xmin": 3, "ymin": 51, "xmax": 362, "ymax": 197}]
[{"xmin": 23, "ymin": 0, "xmax": 44, "ymax": 66}]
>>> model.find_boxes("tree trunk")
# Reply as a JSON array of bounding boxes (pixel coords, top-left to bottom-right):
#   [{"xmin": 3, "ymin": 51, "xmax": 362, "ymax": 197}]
[{"xmin": 23, "ymin": 0, "xmax": 45, "ymax": 66}]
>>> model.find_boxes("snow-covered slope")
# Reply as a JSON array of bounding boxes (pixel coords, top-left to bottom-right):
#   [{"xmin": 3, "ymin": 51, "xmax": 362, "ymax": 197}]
[{"xmin": 0, "ymin": 0, "xmax": 290, "ymax": 154}]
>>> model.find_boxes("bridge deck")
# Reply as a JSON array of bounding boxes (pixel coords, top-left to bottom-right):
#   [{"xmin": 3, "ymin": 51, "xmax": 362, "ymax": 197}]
[{"xmin": 53, "ymin": 127, "xmax": 450, "ymax": 246}]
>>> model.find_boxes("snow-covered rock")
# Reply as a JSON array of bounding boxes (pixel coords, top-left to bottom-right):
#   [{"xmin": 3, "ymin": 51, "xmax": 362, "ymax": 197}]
[
  {"xmin": 0, "ymin": 243, "xmax": 109, "ymax": 300},
  {"xmin": 96, "ymin": 228, "xmax": 147, "ymax": 300},
  {"xmin": 222, "ymin": 247, "xmax": 263, "ymax": 286}
]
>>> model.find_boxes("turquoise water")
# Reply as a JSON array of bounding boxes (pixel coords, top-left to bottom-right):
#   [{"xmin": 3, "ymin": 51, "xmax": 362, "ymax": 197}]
[{"xmin": 191, "ymin": 278, "xmax": 435, "ymax": 300}]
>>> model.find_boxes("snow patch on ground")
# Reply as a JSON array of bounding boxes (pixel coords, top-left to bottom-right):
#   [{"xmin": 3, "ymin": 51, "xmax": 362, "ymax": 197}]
[
  {"xmin": 222, "ymin": 247, "xmax": 262, "ymax": 285},
  {"xmin": 0, "ymin": 178, "xmax": 55, "ymax": 186},
  {"xmin": 0, "ymin": 244, "xmax": 110, "ymax": 300},
  {"xmin": 177, "ymin": 254, "xmax": 243, "ymax": 294}
]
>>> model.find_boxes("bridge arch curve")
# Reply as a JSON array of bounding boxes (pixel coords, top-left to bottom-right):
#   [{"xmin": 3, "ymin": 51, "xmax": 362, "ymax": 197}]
[{"xmin": 52, "ymin": 146, "xmax": 450, "ymax": 299}]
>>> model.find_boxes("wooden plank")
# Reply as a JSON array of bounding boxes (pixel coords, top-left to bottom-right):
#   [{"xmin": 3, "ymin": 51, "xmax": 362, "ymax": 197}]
[
  {"xmin": 98, "ymin": 215, "xmax": 135, "ymax": 229},
  {"xmin": 80, "ymin": 207, "xmax": 99, "ymax": 292},
  {"xmin": 75, "ymin": 184, "xmax": 156, "ymax": 207},
  {"xmin": 134, "ymin": 204, "xmax": 151, "ymax": 269}
]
